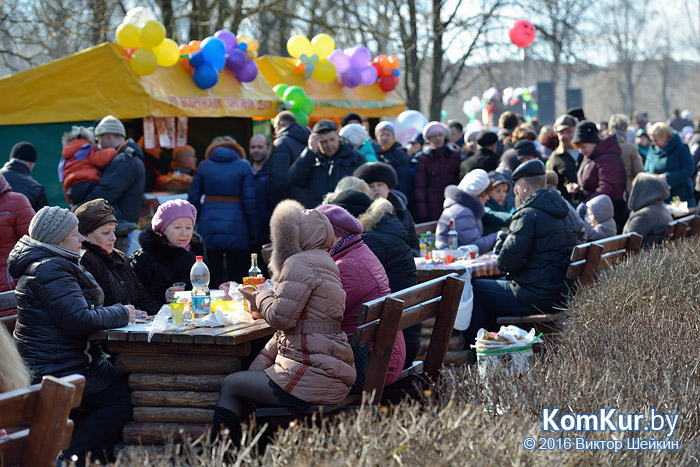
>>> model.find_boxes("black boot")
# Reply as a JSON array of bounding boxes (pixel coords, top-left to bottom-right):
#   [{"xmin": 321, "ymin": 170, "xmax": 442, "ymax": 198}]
[{"xmin": 211, "ymin": 406, "xmax": 243, "ymax": 447}]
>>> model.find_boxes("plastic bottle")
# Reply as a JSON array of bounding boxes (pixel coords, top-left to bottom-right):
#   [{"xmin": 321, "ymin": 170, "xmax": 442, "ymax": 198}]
[
  {"xmin": 419, "ymin": 234, "xmax": 427, "ymax": 257},
  {"xmin": 447, "ymin": 218, "xmax": 459, "ymax": 250},
  {"xmin": 425, "ymin": 231, "xmax": 433, "ymax": 256},
  {"xmin": 190, "ymin": 256, "xmax": 211, "ymax": 319}
]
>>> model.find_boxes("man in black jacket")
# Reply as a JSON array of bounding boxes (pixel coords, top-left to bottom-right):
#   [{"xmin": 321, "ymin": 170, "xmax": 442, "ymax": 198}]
[
  {"xmin": 546, "ymin": 113, "xmax": 580, "ymax": 204},
  {"xmin": 463, "ymin": 160, "xmax": 579, "ymax": 346},
  {"xmin": 268, "ymin": 110, "xmax": 311, "ymax": 209},
  {"xmin": 1, "ymin": 142, "xmax": 48, "ymax": 211},
  {"xmin": 459, "ymin": 130, "xmax": 499, "ymax": 179}
]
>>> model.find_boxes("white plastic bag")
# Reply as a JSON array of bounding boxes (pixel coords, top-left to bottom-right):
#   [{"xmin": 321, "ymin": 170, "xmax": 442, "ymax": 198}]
[
  {"xmin": 452, "ymin": 270, "xmax": 473, "ymax": 331},
  {"xmin": 147, "ymin": 304, "xmax": 181, "ymax": 342}
]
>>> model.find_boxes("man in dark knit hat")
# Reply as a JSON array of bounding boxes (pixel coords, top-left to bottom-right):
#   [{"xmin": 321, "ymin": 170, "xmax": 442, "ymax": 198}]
[
  {"xmin": 1, "ymin": 142, "xmax": 48, "ymax": 211},
  {"xmin": 459, "ymin": 131, "xmax": 499, "ymax": 179}
]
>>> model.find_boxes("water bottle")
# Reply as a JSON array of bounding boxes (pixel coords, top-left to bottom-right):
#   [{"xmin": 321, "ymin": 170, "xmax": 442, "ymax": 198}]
[
  {"xmin": 447, "ymin": 218, "xmax": 459, "ymax": 250},
  {"xmin": 190, "ymin": 256, "xmax": 211, "ymax": 319}
]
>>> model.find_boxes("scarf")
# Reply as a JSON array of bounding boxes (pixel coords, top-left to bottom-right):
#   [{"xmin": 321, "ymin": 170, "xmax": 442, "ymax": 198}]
[
  {"xmin": 381, "ymin": 138, "xmax": 396, "ymax": 153},
  {"xmin": 331, "ymin": 234, "xmax": 356, "ymax": 256}
]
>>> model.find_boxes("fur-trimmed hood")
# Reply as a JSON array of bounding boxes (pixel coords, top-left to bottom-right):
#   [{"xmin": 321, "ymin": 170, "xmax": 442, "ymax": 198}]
[
  {"xmin": 204, "ymin": 140, "xmax": 247, "ymax": 161},
  {"xmin": 443, "ymin": 185, "xmax": 485, "ymax": 219},
  {"xmin": 269, "ymin": 199, "xmax": 335, "ymax": 280},
  {"xmin": 358, "ymin": 197, "xmax": 394, "ymax": 232},
  {"xmin": 62, "ymin": 126, "xmax": 95, "ymax": 146}
]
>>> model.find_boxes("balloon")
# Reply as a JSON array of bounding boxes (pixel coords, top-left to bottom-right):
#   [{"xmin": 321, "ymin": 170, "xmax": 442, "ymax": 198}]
[
  {"xmin": 312, "ymin": 59, "xmax": 336, "ymax": 83},
  {"xmin": 283, "ymin": 86, "xmax": 306, "ymax": 103},
  {"xmin": 214, "ymin": 30, "xmax": 237, "ymax": 52},
  {"xmin": 193, "ymin": 63, "xmax": 219, "ymax": 89},
  {"xmin": 153, "ymin": 38, "xmax": 180, "ymax": 67},
  {"xmin": 116, "ymin": 23, "xmax": 142, "ymax": 49},
  {"xmin": 305, "ymin": 62, "xmax": 315, "ymax": 73},
  {"xmin": 188, "ymin": 40, "xmax": 201, "ymax": 51},
  {"xmin": 299, "ymin": 97, "xmax": 314, "ymax": 115},
  {"xmin": 130, "ymin": 48, "xmax": 158, "ymax": 76},
  {"xmin": 311, "ymin": 33, "xmax": 335, "ymax": 58},
  {"xmin": 188, "ymin": 51, "xmax": 205, "ymax": 68},
  {"xmin": 388, "ymin": 55, "xmax": 400, "ymax": 69},
  {"xmin": 238, "ymin": 42, "xmax": 247, "ymax": 51},
  {"xmin": 348, "ymin": 46, "xmax": 372, "ymax": 69},
  {"xmin": 292, "ymin": 109, "xmax": 309, "ymax": 126},
  {"xmin": 360, "ymin": 66, "xmax": 378, "ymax": 86},
  {"xmin": 470, "ymin": 96, "xmax": 482, "ymax": 113},
  {"xmin": 295, "ymin": 61, "xmax": 306, "ymax": 73},
  {"xmin": 392, "ymin": 69, "xmax": 400, "ymax": 77},
  {"xmin": 287, "ymin": 35, "xmax": 312, "ymax": 58},
  {"xmin": 302, "ymin": 69, "xmax": 313, "ymax": 79},
  {"xmin": 235, "ymin": 61, "xmax": 258, "ymax": 82},
  {"xmin": 139, "ymin": 20, "xmax": 166, "ymax": 49},
  {"xmin": 123, "ymin": 7, "xmax": 157, "ymax": 26},
  {"xmin": 395, "ymin": 110, "xmax": 428, "ymax": 146},
  {"xmin": 246, "ymin": 39, "xmax": 259, "ymax": 52},
  {"xmin": 378, "ymin": 75, "xmax": 398, "ymax": 92},
  {"xmin": 341, "ymin": 68, "xmax": 361, "ymax": 88},
  {"xmin": 328, "ymin": 49, "xmax": 350, "ymax": 73},
  {"xmin": 200, "ymin": 37, "xmax": 226, "ymax": 69},
  {"xmin": 273, "ymin": 84, "xmax": 289, "ymax": 98},
  {"xmin": 309, "ymin": 54, "xmax": 319, "ymax": 64},
  {"xmin": 225, "ymin": 49, "xmax": 247, "ymax": 71},
  {"xmin": 179, "ymin": 44, "xmax": 194, "ymax": 71},
  {"xmin": 509, "ymin": 19, "xmax": 536, "ymax": 48},
  {"xmin": 246, "ymin": 50, "xmax": 258, "ymax": 60}
]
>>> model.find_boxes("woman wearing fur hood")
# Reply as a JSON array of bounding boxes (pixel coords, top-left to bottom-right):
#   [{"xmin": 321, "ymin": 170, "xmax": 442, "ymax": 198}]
[
  {"xmin": 435, "ymin": 169, "xmax": 498, "ymax": 253},
  {"xmin": 213, "ymin": 200, "xmax": 355, "ymax": 445}
]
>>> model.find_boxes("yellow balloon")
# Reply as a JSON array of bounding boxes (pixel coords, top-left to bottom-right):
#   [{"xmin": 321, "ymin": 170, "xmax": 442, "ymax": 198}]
[
  {"xmin": 116, "ymin": 23, "xmax": 142, "ymax": 49},
  {"xmin": 246, "ymin": 50, "xmax": 258, "ymax": 60},
  {"xmin": 287, "ymin": 35, "xmax": 312, "ymax": 59},
  {"xmin": 153, "ymin": 38, "xmax": 180, "ymax": 67},
  {"xmin": 139, "ymin": 20, "xmax": 166, "ymax": 49},
  {"xmin": 246, "ymin": 39, "xmax": 259, "ymax": 52},
  {"xmin": 130, "ymin": 48, "xmax": 158, "ymax": 75},
  {"xmin": 311, "ymin": 34, "xmax": 335, "ymax": 59},
  {"xmin": 312, "ymin": 59, "xmax": 336, "ymax": 83}
]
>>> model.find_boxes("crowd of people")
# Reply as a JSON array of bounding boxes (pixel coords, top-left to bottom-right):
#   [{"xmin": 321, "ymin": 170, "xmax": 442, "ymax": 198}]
[{"xmin": 1, "ymin": 105, "xmax": 699, "ymax": 462}]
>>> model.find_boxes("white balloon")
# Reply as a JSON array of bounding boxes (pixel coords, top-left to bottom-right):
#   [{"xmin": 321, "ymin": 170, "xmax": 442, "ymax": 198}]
[
  {"xmin": 123, "ymin": 7, "xmax": 157, "ymax": 27},
  {"xmin": 395, "ymin": 110, "xmax": 428, "ymax": 146}
]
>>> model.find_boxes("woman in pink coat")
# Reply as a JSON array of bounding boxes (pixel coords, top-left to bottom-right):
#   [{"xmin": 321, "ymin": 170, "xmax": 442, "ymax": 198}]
[
  {"xmin": 213, "ymin": 200, "xmax": 355, "ymax": 445},
  {"xmin": 0, "ymin": 173, "xmax": 34, "ymax": 294},
  {"xmin": 315, "ymin": 204, "xmax": 406, "ymax": 390}
]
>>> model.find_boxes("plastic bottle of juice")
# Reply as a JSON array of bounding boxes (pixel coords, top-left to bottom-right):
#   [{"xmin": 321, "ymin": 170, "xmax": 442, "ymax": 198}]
[{"xmin": 190, "ymin": 256, "xmax": 211, "ymax": 319}]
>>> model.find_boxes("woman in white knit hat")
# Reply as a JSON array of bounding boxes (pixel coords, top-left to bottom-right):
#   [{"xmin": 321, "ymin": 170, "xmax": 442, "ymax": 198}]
[
  {"xmin": 435, "ymin": 168, "xmax": 498, "ymax": 252},
  {"xmin": 7, "ymin": 206, "xmax": 146, "ymax": 464}
]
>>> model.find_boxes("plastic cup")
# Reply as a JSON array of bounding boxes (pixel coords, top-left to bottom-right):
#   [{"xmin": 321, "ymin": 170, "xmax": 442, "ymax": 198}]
[
  {"xmin": 424, "ymin": 253, "xmax": 431, "ymax": 260},
  {"xmin": 172, "ymin": 282, "xmax": 186, "ymax": 291},
  {"xmin": 445, "ymin": 254, "xmax": 453, "ymax": 264},
  {"xmin": 470, "ymin": 251, "xmax": 477, "ymax": 259},
  {"xmin": 171, "ymin": 302, "xmax": 184, "ymax": 325}
]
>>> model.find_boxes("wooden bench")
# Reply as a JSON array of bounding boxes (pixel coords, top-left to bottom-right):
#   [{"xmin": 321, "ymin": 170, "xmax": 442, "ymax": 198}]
[
  {"xmin": 666, "ymin": 214, "xmax": 700, "ymax": 241},
  {"xmin": 0, "ymin": 374, "xmax": 86, "ymax": 467},
  {"xmin": 415, "ymin": 221, "xmax": 438, "ymax": 236},
  {"xmin": 0, "ymin": 290, "xmax": 17, "ymax": 333}
]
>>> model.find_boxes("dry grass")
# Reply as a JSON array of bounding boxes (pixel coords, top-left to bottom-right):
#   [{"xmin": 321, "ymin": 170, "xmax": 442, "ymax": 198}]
[{"xmin": 106, "ymin": 238, "xmax": 700, "ymax": 466}]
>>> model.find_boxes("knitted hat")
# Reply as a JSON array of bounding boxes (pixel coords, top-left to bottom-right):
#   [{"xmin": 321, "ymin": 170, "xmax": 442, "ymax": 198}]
[
  {"xmin": 476, "ymin": 131, "xmax": 498, "ymax": 147},
  {"xmin": 422, "ymin": 121, "xmax": 449, "ymax": 140},
  {"xmin": 375, "ymin": 121, "xmax": 395, "ymax": 134},
  {"xmin": 74, "ymin": 198, "xmax": 117, "ymax": 235},
  {"xmin": 572, "ymin": 120, "xmax": 599, "ymax": 145},
  {"xmin": 458, "ymin": 169, "xmax": 491, "ymax": 197},
  {"xmin": 151, "ymin": 199, "xmax": 197, "ymax": 233},
  {"xmin": 330, "ymin": 189, "xmax": 373, "ymax": 217},
  {"xmin": 514, "ymin": 140, "xmax": 539, "ymax": 160},
  {"xmin": 94, "ymin": 115, "xmax": 126, "ymax": 138},
  {"xmin": 29, "ymin": 206, "xmax": 79, "ymax": 245},
  {"xmin": 10, "ymin": 142, "xmax": 37, "ymax": 163},
  {"xmin": 353, "ymin": 162, "xmax": 398, "ymax": 189},
  {"xmin": 339, "ymin": 123, "xmax": 369, "ymax": 148},
  {"xmin": 315, "ymin": 204, "xmax": 363, "ymax": 237}
]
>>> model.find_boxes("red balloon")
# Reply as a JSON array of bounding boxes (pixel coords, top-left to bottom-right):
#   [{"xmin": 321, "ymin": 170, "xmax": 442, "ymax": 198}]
[
  {"xmin": 371, "ymin": 61, "xmax": 383, "ymax": 77},
  {"xmin": 509, "ymin": 19, "xmax": 536, "ymax": 48},
  {"xmin": 379, "ymin": 75, "xmax": 398, "ymax": 92}
]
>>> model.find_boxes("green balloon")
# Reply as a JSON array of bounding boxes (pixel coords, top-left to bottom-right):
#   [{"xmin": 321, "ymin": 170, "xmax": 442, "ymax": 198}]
[
  {"xmin": 273, "ymin": 84, "xmax": 289, "ymax": 98},
  {"xmin": 293, "ymin": 109, "xmax": 309, "ymax": 126},
  {"xmin": 283, "ymin": 85, "xmax": 306, "ymax": 103},
  {"xmin": 300, "ymin": 97, "xmax": 314, "ymax": 115}
]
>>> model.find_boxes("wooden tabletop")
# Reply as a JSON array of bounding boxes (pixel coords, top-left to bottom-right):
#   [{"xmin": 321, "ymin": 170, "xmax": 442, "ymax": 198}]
[
  {"xmin": 90, "ymin": 319, "xmax": 273, "ymax": 346},
  {"xmin": 415, "ymin": 254, "xmax": 501, "ymax": 279}
]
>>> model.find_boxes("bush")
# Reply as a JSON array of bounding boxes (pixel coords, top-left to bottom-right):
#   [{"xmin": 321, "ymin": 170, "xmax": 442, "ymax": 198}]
[{"xmin": 110, "ymin": 239, "xmax": 700, "ymax": 466}]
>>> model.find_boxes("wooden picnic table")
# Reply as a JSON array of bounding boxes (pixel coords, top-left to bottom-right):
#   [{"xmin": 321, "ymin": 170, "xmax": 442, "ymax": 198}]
[
  {"xmin": 90, "ymin": 319, "xmax": 273, "ymax": 445},
  {"xmin": 415, "ymin": 254, "xmax": 501, "ymax": 283}
]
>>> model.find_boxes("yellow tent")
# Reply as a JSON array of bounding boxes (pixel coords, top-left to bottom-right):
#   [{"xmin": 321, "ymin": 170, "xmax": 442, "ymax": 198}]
[
  {"xmin": 256, "ymin": 56, "xmax": 405, "ymax": 118},
  {"xmin": 0, "ymin": 42, "xmax": 281, "ymax": 125}
]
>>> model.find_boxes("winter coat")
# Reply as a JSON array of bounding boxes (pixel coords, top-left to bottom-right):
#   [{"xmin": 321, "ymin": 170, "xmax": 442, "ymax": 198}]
[
  {"xmin": 358, "ymin": 139, "xmax": 378, "ymax": 162},
  {"xmin": 459, "ymin": 147, "xmax": 499, "ymax": 180},
  {"xmin": 0, "ymin": 159, "xmax": 47, "ymax": 212},
  {"xmin": 188, "ymin": 141, "xmax": 259, "ymax": 251},
  {"xmin": 332, "ymin": 236, "xmax": 405, "ymax": 386},
  {"xmin": 483, "ymin": 172, "xmax": 513, "ymax": 235},
  {"xmin": 249, "ymin": 201, "xmax": 355, "ymax": 405},
  {"xmin": 377, "ymin": 142, "xmax": 411, "ymax": 196},
  {"xmin": 577, "ymin": 135, "xmax": 627, "ymax": 202},
  {"xmin": 623, "ymin": 173, "xmax": 673, "ymax": 242},
  {"xmin": 269, "ymin": 123, "xmax": 312, "ymax": 208},
  {"xmin": 580, "ymin": 194, "xmax": 617, "ymax": 241},
  {"xmin": 615, "ymin": 134, "xmax": 645, "ymax": 195},
  {"xmin": 414, "ymin": 144, "xmax": 461, "ymax": 222},
  {"xmin": 8, "ymin": 236, "xmax": 129, "ymax": 378},
  {"xmin": 357, "ymin": 198, "xmax": 418, "ymax": 293},
  {"xmin": 82, "ymin": 140, "xmax": 145, "ymax": 225},
  {"xmin": 495, "ymin": 188, "xmax": 579, "ymax": 312},
  {"xmin": 0, "ymin": 174, "xmax": 34, "ymax": 293},
  {"xmin": 130, "ymin": 227, "xmax": 205, "ymax": 307},
  {"xmin": 289, "ymin": 141, "xmax": 367, "ymax": 208},
  {"xmin": 435, "ymin": 185, "xmax": 498, "ymax": 252},
  {"xmin": 546, "ymin": 146, "xmax": 579, "ymax": 204},
  {"xmin": 80, "ymin": 242, "xmax": 159, "ymax": 315},
  {"xmin": 253, "ymin": 160, "xmax": 271, "ymax": 245},
  {"xmin": 60, "ymin": 138, "xmax": 117, "ymax": 203},
  {"xmin": 644, "ymin": 133, "xmax": 696, "ymax": 207},
  {"xmin": 387, "ymin": 190, "xmax": 420, "ymax": 256}
]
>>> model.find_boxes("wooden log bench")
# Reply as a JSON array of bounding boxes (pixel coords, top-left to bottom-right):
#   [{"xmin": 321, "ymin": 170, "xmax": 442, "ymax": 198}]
[
  {"xmin": 0, "ymin": 374, "xmax": 86, "ymax": 467},
  {"xmin": 0, "ymin": 290, "xmax": 17, "ymax": 333}
]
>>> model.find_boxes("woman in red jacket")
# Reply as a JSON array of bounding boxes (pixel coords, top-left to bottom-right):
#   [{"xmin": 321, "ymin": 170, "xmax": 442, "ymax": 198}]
[{"xmin": 0, "ymin": 173, "xmax": 34, "ymax": 294}]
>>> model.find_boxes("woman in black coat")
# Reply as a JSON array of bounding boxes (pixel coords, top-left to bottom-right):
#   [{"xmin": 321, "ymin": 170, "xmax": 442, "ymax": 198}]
[
  {"xmin": 8, "ymin": 206, "xmax": 142, "ymax": 464},
  {"xmin": 74, "ymin": 198, "xmax": 159, "ymax": 314}
]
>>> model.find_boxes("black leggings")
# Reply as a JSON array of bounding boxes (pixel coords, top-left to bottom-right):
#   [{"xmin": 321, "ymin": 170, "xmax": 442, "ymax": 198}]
[{"xmin": 216, "ymin": 370, "xmax": 283, "ymax": 418}]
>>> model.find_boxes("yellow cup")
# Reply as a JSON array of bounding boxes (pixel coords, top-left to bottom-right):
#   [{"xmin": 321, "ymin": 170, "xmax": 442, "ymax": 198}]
[{"xmin": 171, "ymin": 302, "xmax": 184, "ymax": 325}]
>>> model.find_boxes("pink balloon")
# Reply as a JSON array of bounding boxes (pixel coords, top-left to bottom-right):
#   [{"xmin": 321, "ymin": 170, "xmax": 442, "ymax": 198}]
[
  {"xmin": 328, "ymin": 49, "xmax": 350, "ymax": 73},
  {"xmin": 360, "ymin": 66, "xmax": 378, "ymax": 86},
  {"xmin": 347, "ymin": 46, "xmax": 371, "ymax": 70}
]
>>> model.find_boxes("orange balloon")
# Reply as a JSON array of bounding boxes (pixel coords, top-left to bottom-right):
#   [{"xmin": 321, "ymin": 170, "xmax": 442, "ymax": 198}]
[
  {"xmin": 179, "ymin": 44, "xmax": 194, "ymax": 71},
  {"xmin": 388, "ymin": 55, "xmax": 400, "ymax": 69},
  {"xmin": 295, "ymin": 60, "xmax": 306, "ymax": 73},
  {"xmin": 378, "ymin": 56, "xmax": 390, "ymax": 68},
  {"xmin": 188, "ymin": 40, "xmax": 201, "ymax": 52}
]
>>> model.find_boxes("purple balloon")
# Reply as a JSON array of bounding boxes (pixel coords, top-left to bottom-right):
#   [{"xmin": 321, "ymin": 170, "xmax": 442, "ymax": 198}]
[
  {"xmin": 236, "ymin": 61, "xmax": 258, "ymax": 83},
  {"xmin": 360, "ymin": 66, "xmax": 378, "ymax": 86},
  {"xmin": 214, "ymin": 30, "xmax": 237, "ymax": 52},
  {"xmin": 225, "ymin": 49, "xmax": 247, "ymax": 72},
  {"xmin": 348, "ymin": 46, "xmax": 372, "ymax": 70},
  {"xmin": 341, "ymin": 68, "xmax": 361, "ymax": 88},
  {"xmin": 328, "ymin": 49, "xmax": 350, "ymax": 73}
]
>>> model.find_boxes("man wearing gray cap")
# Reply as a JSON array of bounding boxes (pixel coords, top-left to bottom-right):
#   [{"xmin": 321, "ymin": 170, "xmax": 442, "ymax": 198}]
[
  {"xmin": 461, "ymin": 159, "xmax": 579, "ymax": 347},
  {"xmin": 289, "ymin": 119, "xmax": 367, "ymax": 208},
  {"xmin": 81, "ymin": 115, "xmax": 145, "ymax": 251},
  {"xmin": 547, "ymin": 113, "xmax": 580, "ymax": 204}
]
